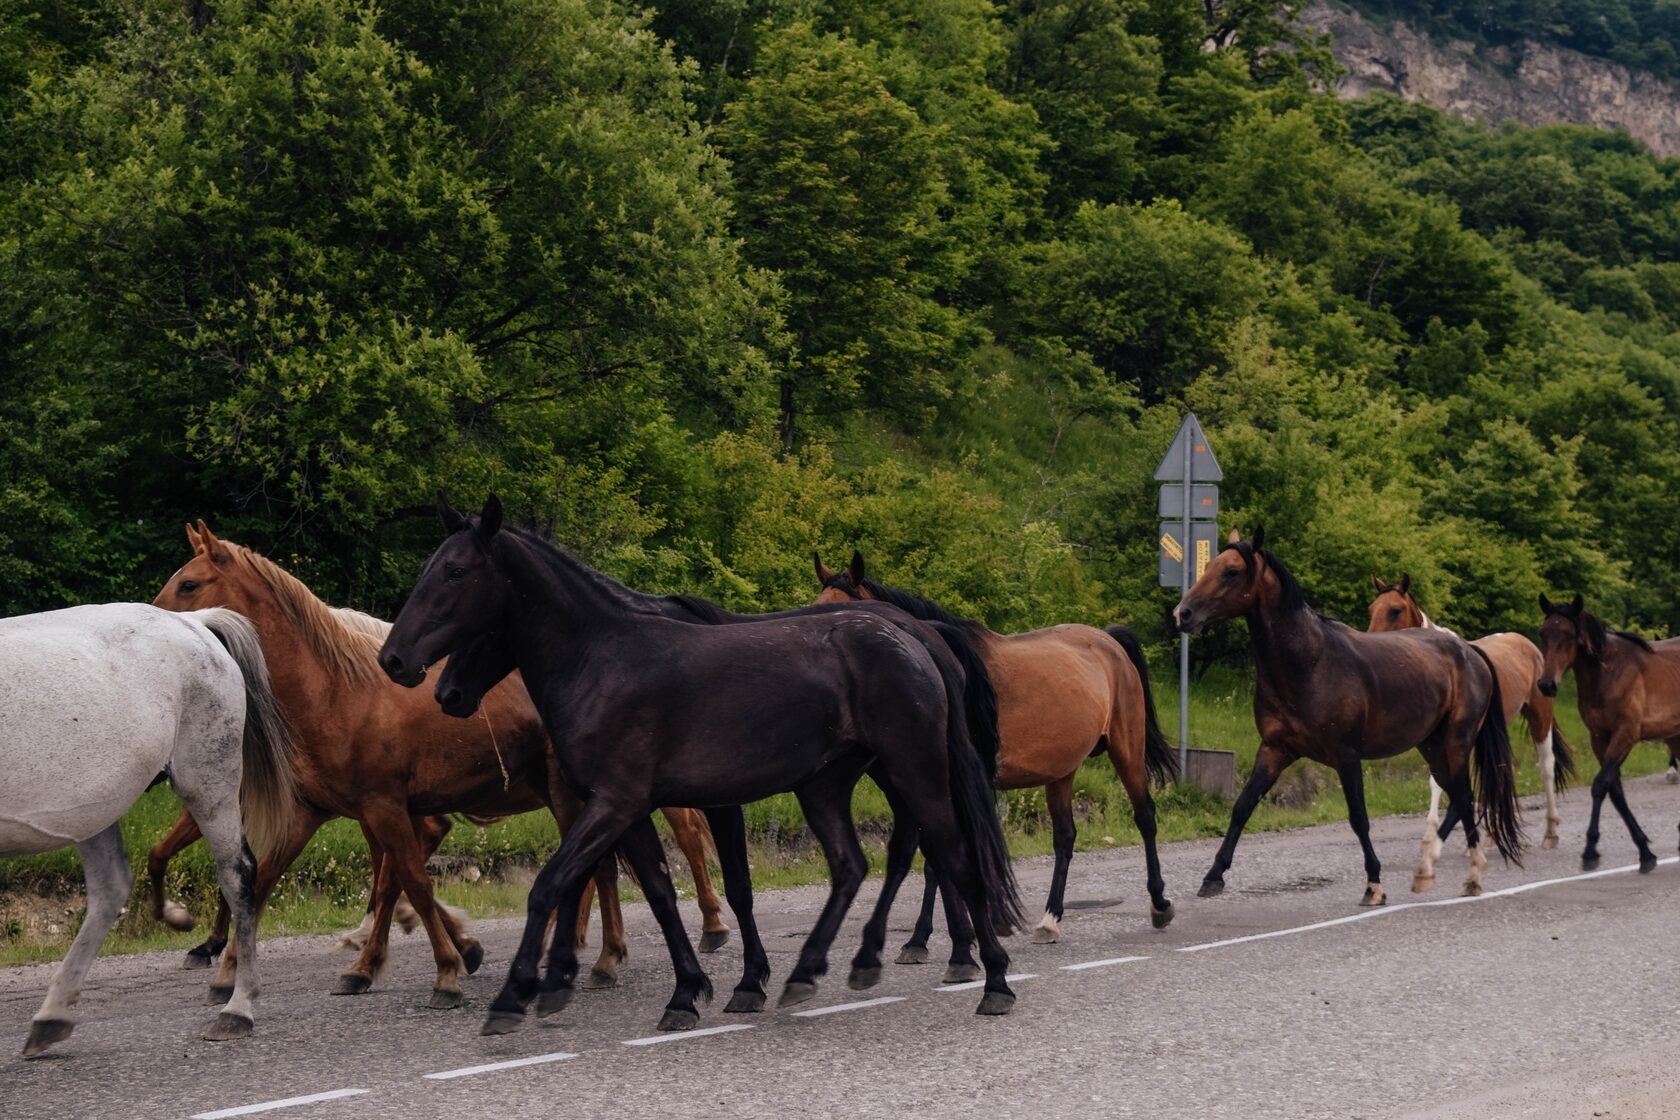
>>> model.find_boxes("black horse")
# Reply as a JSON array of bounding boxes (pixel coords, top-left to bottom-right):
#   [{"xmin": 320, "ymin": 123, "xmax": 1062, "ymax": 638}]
[{"xmin": 379, "ymin": 496, "xmax": 1025, "ymax": 1034}]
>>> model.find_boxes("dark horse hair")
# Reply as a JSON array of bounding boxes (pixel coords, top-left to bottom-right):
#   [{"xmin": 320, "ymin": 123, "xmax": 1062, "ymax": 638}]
[
  {"xmin": 1468, "ymin": 645, "xmax": 1525, "ymax": 863},
  {"xmin": 1230, "ymin": 539, "xmax": 1310, "ymax": 616},
  {"xmin": 1104, "ymin": 624, "xmax": 1180, "ymax": 785}
]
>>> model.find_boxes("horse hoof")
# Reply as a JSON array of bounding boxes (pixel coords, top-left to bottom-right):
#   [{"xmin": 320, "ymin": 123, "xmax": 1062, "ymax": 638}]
[
  {"xmin": 183, "ymin": 948, "xmax": 216, "ymax": 970},
  {"xmin": 941, "ymin": 962, "xmax": 982, "ymax": 985},
  {"xmin": 162, "ymin": 903, "xmax": 196, "ymax": 932},
  {"xmin": 205, "ymin": 984, "xmax": 234, "ymax": 1005},
  {"xmin": 698, "ymin": 929, "xmax": 731, "ymax": 954},
  {"xmin": 895, "ymin": 944, "xmax": 930, "ymax": 965},
  {"xmin": 1460, "ymin": 881, "xmax": 1483, "ymax": 898},
  {"xmin": 1668, "ymin": 767, "xmax": 1679, "ymax": 785},
  {"xmin": 1197, "ymin": 878, "xmax": 1224, "ymax": 899},
  {"xmin": 22, "ymin": 1019, "xmax": 73, "ymax": 1058},
  {"xmin": 480, "ymin": 1011, "xmax": 525, "ymax": 1036},
  {"xmin": 579, "ymin": 968, "xmax": 618, "ymax": 991},
  {"xmin": 1541, "ymin": 836, "xmax": 1558, "ymax": 850},
  {"xmin": 847, "ymin": 966, "xmax": 882, "ymax": 990},
  {"xmin": 1030, "ymin": 925, "xmax": 1059, "ymax": 945},
  {"xmin": 657, "ymin": 1008, "xmax": 699, "ymax": 1032},
  {"xmin": 203, "ymin": 1012, "xmax": 253, "ymax": 1042},
  {"xmin": 461, "ymin": 940, "xmax": 485, "ymax": 975},
  {"xmin": 1150, "ymin": 901, "xmax": 1176, "ymax": 930},
  {"xmin": 975, "ymin": 991, "xmax": 1015, "ymax": 1016},
  {"xmin": 535, "ymin": 988, "xmax": 572, "ymax": 1018},
  {"xmin": 1581, "ymin": 854, "xmax": 1600, "ymax": 872},
  {"xmin": 331, "ymin": 974, "xmax": 372, "ymax": 997},
  {"xmin": 427, "ymin": 989, "xmax": 463, "ymax": 1011},
  {"xmin": 1410, "ymin": 873, "xmax": 1434, "ymax": 893},
  {"xmin": 1360, "ymin": 886, "xmax": 1386, "ymax": 908},
  {"xmin": 1640, "ymin": 854, "xmax": 1659, "ymax": 873},
  {"xmin": 724, "ymin": 989, "xmax": 765, "ymax": 1014},
  {"xmin": 778, "ymin": 981, "xmax": 818, "ymax": 1008}
]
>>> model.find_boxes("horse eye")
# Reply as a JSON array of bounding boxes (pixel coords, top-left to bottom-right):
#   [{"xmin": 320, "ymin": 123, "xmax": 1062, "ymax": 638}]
[
  {"xmin": 179, "ymin": 580, "xmax": 199, "ymax": 593},
  {"xmin": 1220, "ymin": 568, "xmax": 1238, "ymax": 581},
  {"xmin": 446, "ymin": 566, "xmax": 467, "ymax": 581},
  {"xmin": 1388, "ymin": 608, "xmax": 1401, "ymax": 619}
]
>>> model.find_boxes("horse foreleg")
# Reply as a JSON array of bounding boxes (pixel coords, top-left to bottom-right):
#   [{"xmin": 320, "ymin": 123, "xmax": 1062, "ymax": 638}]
[
  {"xmin": 1601, "ymin": 757, "xmax": 1657, "ymax": 871},
  {"xmin": 705, "ymin": 805, "xmax": 769, "ymax": 1013},
  {"xmin": 580, "ymin": 857, "xmax": 627, "ymax": 989},
  {"xmin": 1201, "ymin": 743, "xmax": 1291, "ymax": 897},
  {"xmin": 1337, "ymin": 758, "xmax": 1385, "ymax": 907},
  {"xmin": 664, "ymin": 807, "xmax": 730, "ymax": 952},
  {"xmin": 148, "ymin": 810, "xmax": 201, "ymax": 933},
  {"xmin": 616, "ymin": 816, "xmax": 712, "ymax": 1032},
  {"xmin": 1582, "ymin": 732, "xmax": 1619, "ymax": 871},
  {"xmin": 1536, "ymin": 728, "xmax": 1560, "ymax": 850},
  {"xmin": 23, "ymin": 824, "xmax": 131, "ymax": 1058},
  {"xmin": 1668, "ymin": 739, "xmax": 1679, "ymax": 785},
  {"xmin": 1033, "ymin": 775, "xmax": 1077, "ymax": 943},
  {"xmin": 357, "ymin": 801, "xmax": 470, "ymax": 1009}
]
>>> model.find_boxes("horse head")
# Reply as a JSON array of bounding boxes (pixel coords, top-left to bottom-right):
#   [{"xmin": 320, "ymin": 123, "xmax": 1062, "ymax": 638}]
[
  {"xmin": 380, "ymin": 493, "xmax": 509, "ymax": 688},
  {"xmin": 812, "ymin": 549, "xmax": 869, "ymax": 605},
  {"xmin": 1366, "ymin": 573, "xmax": 1422, "ymax": 632},
  {"xmin": 1537, "ymin": 591, "xmax": 1599, "ymax": 696}
]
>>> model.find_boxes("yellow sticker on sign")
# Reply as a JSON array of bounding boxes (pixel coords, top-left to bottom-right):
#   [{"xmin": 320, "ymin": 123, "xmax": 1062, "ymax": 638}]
[
  {"xmin": 1196, "ymin": 538, "xmax": 1211, "ymax": 580},
  {"xmin": 1160, "ymin": 533, "xmax": 1183, "ymax": 562}
]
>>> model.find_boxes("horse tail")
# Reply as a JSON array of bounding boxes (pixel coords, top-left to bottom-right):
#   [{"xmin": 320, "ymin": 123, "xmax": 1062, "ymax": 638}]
[
  {"xmin": 1548, "ymin": 723, "xmax": 1576, "ymax": 794},
  {"xmin": 1106, "ymin": 625, "xmax": 1179, "ymax": 785},
  {"xmin": 929, "ymin": 621, "xmax": 1001, "ymax": 782},
  {"xmin": 196, "ymin": 608, "xmax": 297, "ymax": 858},
  {"xmin": 1469, "ymin": 645, "xmax": 1524, "ymax": 866},
  {"xmin": 929, "ymin": 636, "xmax": 1025, "ymax": 935}
]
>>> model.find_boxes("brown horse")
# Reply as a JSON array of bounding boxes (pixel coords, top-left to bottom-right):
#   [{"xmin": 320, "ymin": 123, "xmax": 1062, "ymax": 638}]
[
  {"xmin": 1368, "ymin": 574, "xmax": 1575, "ymax": 857},
  {"xmin": 1537, "ymin": 593, "xmax": 1680, "ymax": 871},
  {"xmin": 1174, "ymin": 529, "xmax": 1523, "ymax": 904},
  {"xmin": 814, "ymin": 551, "xmax": 1177, "ymax": 950},
  {"xmin": 150, "ymin": 521, "xmax": 728, "ymax": 1005}
]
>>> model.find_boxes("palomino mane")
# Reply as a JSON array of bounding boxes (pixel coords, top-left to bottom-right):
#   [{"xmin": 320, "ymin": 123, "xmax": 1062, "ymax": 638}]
[{"xmin": 230, "ymin": 546, "xmax": 388, "ymax": 684}]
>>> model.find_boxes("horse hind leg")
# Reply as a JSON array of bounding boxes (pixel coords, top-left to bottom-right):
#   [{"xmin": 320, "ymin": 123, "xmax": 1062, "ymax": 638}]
[
  {"xmin": 849, "ymin": 809, "xmax": 920, "ymax": 989},
  {"xmin": 1110, "ymin": 737, "xmax": 1173, "ymax": 928},
  {"xmin": 703, "ymin": 806, "xmax": 770, "ymax": 1014},
  {"xmin": 181, "ymin": 790, "xmax": 264, "ymax": 1041},
  {"xmin": 23, "ymin": 824, "xmax": 131, "ymax": 1058},
  {"xmin": 1668, "ymin": 739, "xmax": 1679, "ymax": 785},
  {"xmin": 779, "ymin": 769, "xmax": 870, "ymax": 1009}
]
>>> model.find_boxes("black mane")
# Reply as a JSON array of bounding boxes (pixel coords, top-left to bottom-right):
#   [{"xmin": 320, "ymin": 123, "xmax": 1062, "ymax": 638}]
[
  {"xmin": 1231, "ymin": 541, "xmax": 1312, "ymax": 617},
  {"xmin": 857, "ymin": 579, "xmax": 991, "ymax": 642}
]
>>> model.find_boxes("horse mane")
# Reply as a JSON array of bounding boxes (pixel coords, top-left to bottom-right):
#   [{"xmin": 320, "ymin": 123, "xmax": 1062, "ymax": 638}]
[
  {"xmin": 1610, "ymin": 626, "xmax": 1654, "ymax": 652},
  {"xmin": 855, "ymin": 579, "xmax": 991, "ymax": 642},
  {"xmin": 1232, "ymin": 542, "xmax": 1311, "ymax": 617},
  {"xmin": 230, "ymin": 546, "xmax": 387, "ymax": 684}
]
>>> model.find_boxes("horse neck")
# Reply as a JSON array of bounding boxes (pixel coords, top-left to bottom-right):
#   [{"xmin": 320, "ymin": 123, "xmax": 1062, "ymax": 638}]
[
  {"xmin": 220, "ymin": 582, "xmax": 343, "ymax": 715},
  {"xmin": 493, "ymin": 533, "xmax": 629, "ymax": 683},
  {"xmin": 1246, "ymin": 573, "xmax": 1326, "ymax": 681}
]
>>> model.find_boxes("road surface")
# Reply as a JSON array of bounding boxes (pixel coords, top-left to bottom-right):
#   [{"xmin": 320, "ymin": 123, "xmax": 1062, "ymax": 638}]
[{"xmin": 3, "ymin": 776, "xmax": 1678, "ymax": 1120}]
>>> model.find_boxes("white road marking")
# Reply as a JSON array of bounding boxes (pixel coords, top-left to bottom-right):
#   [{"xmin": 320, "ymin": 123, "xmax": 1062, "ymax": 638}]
[
  {"xmin": 622, "ymin": 1023, "xmax": 756, "ymax": 1046},
  {"xmin": 791, "ymin": 996, "xmax": 906, "ymax": 1017},
  {"xmin": 191, "ymin": 1089, "xmax": 369, "ymax": 1119},
  {"xmin": 1060, "ymin": 955, "xmax": 1150, "ymax": 971},
  {"xmin": 936, "ymin": 973, "xmax": 1036, "ymax": 992},
  {"xmin": 1181, "ymin": 856, "xmax": 1679, "ymax": 953},
  {"xmin": 423, "ymin": 1051, "xmax": 578, "ymax": 1080}
]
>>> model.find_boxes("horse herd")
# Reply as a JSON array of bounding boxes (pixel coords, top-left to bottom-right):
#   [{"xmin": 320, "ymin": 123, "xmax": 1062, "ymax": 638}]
[{"xmin": 3, "ymin": 500, "xmax": 1676, "ymax": 1060}]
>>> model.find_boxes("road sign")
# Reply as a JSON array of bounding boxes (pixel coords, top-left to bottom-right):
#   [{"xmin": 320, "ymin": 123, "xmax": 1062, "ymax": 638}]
[
  {"xmin": 1153, "ymin": 413, "xmax": 1223, "ymax": 482},
  {"xmin": 1158, "ymin": 520, "xmax": 1221, "ymax": 588},
  {"xmin": 1157, "ymin": 484, "xmax": 1219, "ymax": 520}
]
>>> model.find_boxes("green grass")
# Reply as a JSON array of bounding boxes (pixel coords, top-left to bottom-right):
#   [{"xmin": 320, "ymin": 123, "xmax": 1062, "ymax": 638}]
[{"xmin": 1, "ymin": 669, "xmax": 1666, "ymax": 966}]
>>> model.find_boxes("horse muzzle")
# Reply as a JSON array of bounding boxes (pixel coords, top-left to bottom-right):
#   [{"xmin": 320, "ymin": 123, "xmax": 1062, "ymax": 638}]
[
  {"xmin": 1171, "ymin": 603, "xmax": 1201, "ymax": 636},
  {"xmin": 437, "ymin": 685, "xmax": 480, "ymax": 719},
  {"xmin": 379, "ymin": 650, "xmax": 427, "ymax": 688}
]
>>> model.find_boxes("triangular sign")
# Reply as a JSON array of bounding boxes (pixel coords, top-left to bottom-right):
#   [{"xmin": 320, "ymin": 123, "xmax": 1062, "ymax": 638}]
[{"xmin": 1153, "ymin": 412, "xmax": 1223, "ymax": 482}]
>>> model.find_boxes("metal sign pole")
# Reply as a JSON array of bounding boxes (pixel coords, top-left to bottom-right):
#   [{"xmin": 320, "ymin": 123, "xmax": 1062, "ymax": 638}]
[{"xmin": 1179, "ymin": 433, "xmax": 1191, "ymax": 777}]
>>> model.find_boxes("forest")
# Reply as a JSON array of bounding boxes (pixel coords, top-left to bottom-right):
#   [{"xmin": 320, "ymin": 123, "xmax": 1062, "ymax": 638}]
[{"xmin": 4, "ymin": 0, "xmax": 1680, "ymax": 658}]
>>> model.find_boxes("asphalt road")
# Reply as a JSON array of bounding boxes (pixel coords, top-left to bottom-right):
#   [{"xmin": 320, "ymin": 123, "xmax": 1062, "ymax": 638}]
[{"xmin": 3, "ymin": 776, "xmax": 1678, "ymax": 1120}]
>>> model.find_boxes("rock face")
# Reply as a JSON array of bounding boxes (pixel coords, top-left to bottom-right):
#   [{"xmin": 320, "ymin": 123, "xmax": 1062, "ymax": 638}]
[{"xmin": 1303, "ymin": 0, "xmax": 1680, "ymax": 155}]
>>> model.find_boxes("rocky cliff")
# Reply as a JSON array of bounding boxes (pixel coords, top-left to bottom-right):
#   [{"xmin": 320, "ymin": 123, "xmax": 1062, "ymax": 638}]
[{"xmin": 1303, "ymin": 0, "xmax": 1680, "ymax": 156}]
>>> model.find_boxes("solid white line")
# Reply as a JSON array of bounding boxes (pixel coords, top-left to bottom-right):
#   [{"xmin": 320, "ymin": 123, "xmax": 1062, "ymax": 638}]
[
  {"xmin": 1179, "ymin": 856, "xmax": 1679, "ymax": 954},
  {"xmin": 191, "ymin": 1089, "xmax": 369, "ymax": 1119},
  {"xmin": 791, "ymin": 996, "xmax": 907, "ymax": 1017},
  {"xmin": 1060, "ymin": 955, "xmax": 1151, "ymax": 971},
  {"xmin": 622, "ymin": 1023, "xmax": 756, "ymax": 1047},
  {"xmin": 936, "ymin": 973, "xmax": 1036, "ymax": 992},
  {"xmin": 422, "ymin": 1052, "xmax": 578, "ymax": 1080}
]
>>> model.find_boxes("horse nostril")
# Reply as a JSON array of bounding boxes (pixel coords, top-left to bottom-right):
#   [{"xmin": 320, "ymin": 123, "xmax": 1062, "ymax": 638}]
[
  {"xmin": 441, "ymin": 688, "xmax": 462, "ymax": 708},
  {"xmin": 381, "ymin": 652, "xmax": 404, "ymax": 677}
]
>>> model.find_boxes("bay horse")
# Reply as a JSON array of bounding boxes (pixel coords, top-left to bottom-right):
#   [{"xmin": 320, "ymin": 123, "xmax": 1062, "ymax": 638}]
[
  {"xmin": 151, "ymin": 521, "xmax": 725, "ymax": 1007},
  {"xmin": 1, "ymin": 604, "xmax": 292, "ymax": 1056},
  {"xmin": 812, "ymin": 550, "xmax": 1177, "ymax": 955},
  {"xmin": 1368, "ymin": 573, "xmax": 1575, "ymax": 857},
  {"xmin": 1174, "ymin": 529, "xmax": 1523, "ymax": 904},
  {"xmin": 379, "ymin": 496, "xmax": 1024, "ymax": 1034},
  {"xmin": 1537, "ymin": 593, "xmax": 1680, "ymax": 871}
]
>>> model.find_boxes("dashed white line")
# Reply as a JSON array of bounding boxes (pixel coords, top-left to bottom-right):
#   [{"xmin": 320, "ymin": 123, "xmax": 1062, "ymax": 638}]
[
  {"xmin": 423, "ymin": 1051, "xmax": 578, "ymax": 1080},
  {"xmin": 791, "ymin": 996, "xmax": 907, "ymax": 1017},
  {"xmin": 936, "ymin": 973, "xmax": 1036, "ymax": 992},
  {"xmin": 1060, "ymin": 955, "xmax": 1150, "ymax": 971},
  {"xmin": 191, "ymin": 1089, "xmax": 369, "ymax": 1119},
  {"xmin": 1180, "ymin": 856, "xmax": 1679, "ymax": 953},
  {"xmin": 622, "ymin": 1023, "xmax": 756, "ymax": 1046}
]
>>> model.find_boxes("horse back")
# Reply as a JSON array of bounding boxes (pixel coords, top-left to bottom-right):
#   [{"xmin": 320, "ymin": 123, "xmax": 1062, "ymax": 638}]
[
  {"xmin": 985, "ymin": 624, "xmax": 1135, "ymax": 785},
  {"xmin": 1470, "ymin": 632, "xmax": 1542, "ymax": 724}
]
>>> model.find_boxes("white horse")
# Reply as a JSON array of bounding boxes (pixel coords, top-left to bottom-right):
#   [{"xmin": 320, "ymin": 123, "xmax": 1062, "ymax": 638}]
[{"xmin": 0, "ymin": 603, "xmax": 293, "ymax": 1058}]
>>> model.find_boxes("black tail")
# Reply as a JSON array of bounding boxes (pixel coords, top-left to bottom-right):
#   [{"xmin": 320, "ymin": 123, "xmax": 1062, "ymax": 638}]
[
  {"xmin": 928, "ymin": 636, "xmax": 1025, "ymax": 935},
  {"xmin": 1106, "ymin": 625, "xmax": 1178, "ymax": 785},
  {"xmin": 1548, "ymin": 723, "xmax": 1576, "ymax": 795},
  {"xmin": 930, "ymin": 621, "xmax": 1001, "ymax": 783},
  {"xmin": 1470, "ymin": 646, "xmax": 1524, "ymax": 865}
]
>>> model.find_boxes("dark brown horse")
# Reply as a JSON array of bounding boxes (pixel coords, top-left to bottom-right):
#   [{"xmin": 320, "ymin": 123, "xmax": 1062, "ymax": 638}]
[
  {"xmin": 151, "ymin": 521, "xmax": 726, "ymax": 1006},
  {"xmin": 1537, "ymin": 594, "xmax": 1680, "ymax": 871},
  {"xmin": 1368, "ymin": 574, "xmax": 1575, "ymax": 856},
  {"xmin": 1174, "ymin": 529, "xmax": 1523, "ymax": 904},
  {"xmin": 814, "ymin": 551, "xmax": 1176, "ymax": 950}
]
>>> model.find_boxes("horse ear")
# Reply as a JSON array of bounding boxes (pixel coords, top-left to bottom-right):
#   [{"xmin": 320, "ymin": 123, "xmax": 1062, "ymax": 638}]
[
  {"xmin": 480, "ymin": 494, "xmax": 504, "ymax": 539},
  {"xmin": 196, "ymin": 519, "xmax": 231, "ymax": 566},
  {"xmin": 1369, "ymin": 573, "xmax": 1384, "ymax": 591},
  {"xmin": 1399, "ymin": 572, "xmax": 1410, "ymax": 595},
  {"xmin": 1539, "ymin": 593, "xmax": 1555, "ymax": 615},
  {"xmin": 1251, "ymin": 524, "xmax": 1265, "ymax": 552},
  {"xmin": 1570, "ymin": 592, "xmax": 1584, "ymax": 615},
  {"xmin": 437, "ymin": 491, "xmax": 467, "ymax": 534},
  {"xmin": 186, "ymin": 522, "xmax": 204, "ymax": 554},
  {"xmin": 814, "ymin": 552, "xmax": 835, "ymax": 584},
  {"xmin": 848, "ymin": 550, "xmax": 865, "ymax": 586},
  {"xmin": 1227, "ymin": 528, "xmax": 1241, "ymax": 545}
]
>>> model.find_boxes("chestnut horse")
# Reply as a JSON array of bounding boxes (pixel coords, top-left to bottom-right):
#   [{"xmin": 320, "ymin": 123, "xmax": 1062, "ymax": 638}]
[
  {"xmin": 1537, "ymin": 593, "xmax": 1680, "ymax": 871},
  {"xmin": 1174, "ymin": 529, "xmax": 1523, "ymax": 904},
  {"xmin": 814, "ymin": 551, "xmax": 1177, "ymax": 949},
  {"xmin": 1368, "ymin": 574, "xmax": 1575, "ymax": 857},
  {"xmin": 151, "ymin": 521, "xmax": 727, "ymax": 1006}
]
